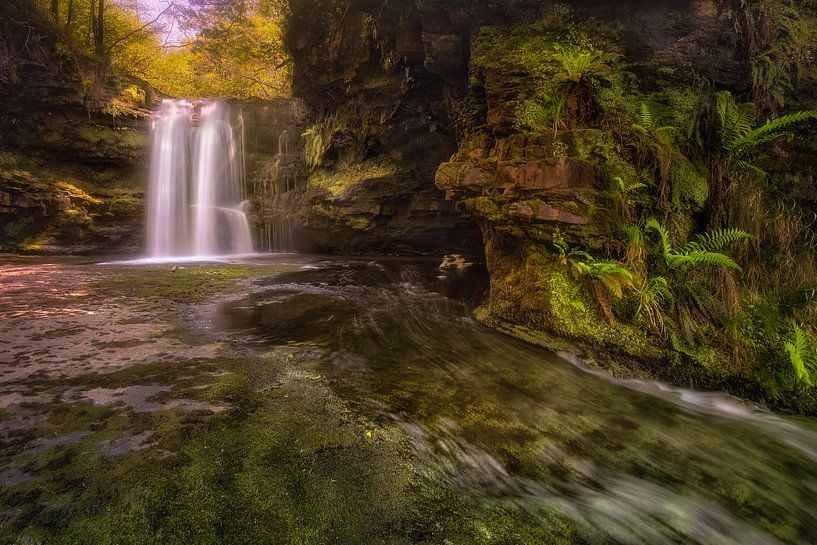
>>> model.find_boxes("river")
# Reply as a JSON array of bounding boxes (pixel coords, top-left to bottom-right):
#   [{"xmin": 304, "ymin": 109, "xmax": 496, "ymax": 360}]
[{"xmin": 1, "ymin": 255, "xmax": 816, "ymax": 544}]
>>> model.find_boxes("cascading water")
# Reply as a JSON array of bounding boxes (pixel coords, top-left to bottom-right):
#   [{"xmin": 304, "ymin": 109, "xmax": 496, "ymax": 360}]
[
  {"xmin": 146, "ymin": 101, "xmax": 190, "ymax": 257},
  {"xmin": 146, "ymin": 99, "xmax": 253, "ymax": 259},
  {"xmin": 255, "ymin": 129, "xmax": 302, "ymax": 252}
]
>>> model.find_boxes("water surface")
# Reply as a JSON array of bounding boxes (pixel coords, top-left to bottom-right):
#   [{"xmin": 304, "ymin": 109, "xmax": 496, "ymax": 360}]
[{"xmin": 1, "ymin": 255, "xmax": 816, "ymax": 544}]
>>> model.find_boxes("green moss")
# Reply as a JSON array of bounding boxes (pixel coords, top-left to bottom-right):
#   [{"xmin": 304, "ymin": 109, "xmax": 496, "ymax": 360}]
[
  {"xmin": 98, "ymin": 264, "xmax": 297, "ymax": 303},
  {"xmin": 1, "ymin": 351, "xmax": 420, "ymax": 545},
  {"xmin": 204, "ymin": 373, "xmax": 253, "ymax": 403},
  {"xmin": 308, "ymin": 161, "xmax": 399, "ymax": 198}
]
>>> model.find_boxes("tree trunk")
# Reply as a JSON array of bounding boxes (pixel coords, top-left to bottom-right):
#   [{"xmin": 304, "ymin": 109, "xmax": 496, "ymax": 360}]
[
  {"xmin": 51, "ymin": 0, "xmax": 58, "ymax": 24},
  {"xmin": 66, "ymin": 0, "xmax": 74, "ymax": 32},
  {"xmin": 707, "ymin": 154, "xmax": 726, "ymax": 230},
  {"xmin": 94, "ymin": 0, "xmax": 105, "ymax": 57},
  {"xmin": 86, "ymin": 0, "xmax": 95, "ymax": 47}
]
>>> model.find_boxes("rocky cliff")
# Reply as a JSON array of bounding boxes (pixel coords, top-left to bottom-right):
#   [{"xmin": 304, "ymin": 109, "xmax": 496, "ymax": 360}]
[
  {"xmin": 287, "ymin": 0, "xmax": 817, "ymax": 411},
  {"xmin": 0, "ymin": 0, "xmax": 154, "ymax": 254}
]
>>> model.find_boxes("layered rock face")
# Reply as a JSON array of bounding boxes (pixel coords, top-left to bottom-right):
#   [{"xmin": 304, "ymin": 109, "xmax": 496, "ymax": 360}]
[
  {"xmin": 428, "ymin": 0, "xmax": 746, "ymax": 361},
  {"xmin": 239, "ymin": 98, "xmax": 308, "ymax": 251},
  {"xmin": 288, "ymin": 0, "xmax": 817, "ymax": 409},
  {"xmin": 285, "ymin": 0, "xmax": 747, "ymax": 257},
  {"xmin": 0, "ymin": 0, "xmax": 153, "ymax": 253},
  {"xmin": 285, "ymin": 0, "xmax": 489, "ymax": 255}
]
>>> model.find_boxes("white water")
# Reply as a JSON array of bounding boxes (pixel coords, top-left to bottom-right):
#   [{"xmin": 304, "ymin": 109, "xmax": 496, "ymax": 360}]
[{"xmin": 146, "ymin": 99, "xmax": 253, "ymax": 259}]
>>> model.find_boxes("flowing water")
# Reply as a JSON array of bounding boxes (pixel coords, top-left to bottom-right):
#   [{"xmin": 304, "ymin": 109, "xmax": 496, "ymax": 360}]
[
  {"xmin": 254, "ymin": 128, "xmax": 302, "ymax": 253},
  {"xmin": 147, "ymin": 100, "xmax": 253, "ymax": 259},
  {"xmin": 2, "ymin": 255, "xmax": 817, "ymax": 543}
]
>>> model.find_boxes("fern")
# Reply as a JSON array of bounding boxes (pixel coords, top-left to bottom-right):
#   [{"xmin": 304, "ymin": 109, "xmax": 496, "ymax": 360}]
[
  {"xmin": 646, "ymin": 219, "xmax": 748, "ymax": 272},
  {"xmin": 561, "ymin": 243, "xmax": 634, "ymax": 300},
  {"xmin": 632, "ymin": 102, "xmax": 676, "ymax": 137},
  {"xmin": 645, "ymin": 218, "xmax": 672, "ymax": 260},
  {"xmin": 785, "ymin": 321, "xmax": 817, "ymax": 388},
  {"xmin": 614, "ymin": 176, "xmax": 647, "ymax": 195},
  {"xmin": 733, "ymin": 109, "xmax": 817, "ymax": 150},
  {"xmin": 585, "ymin": 261, "xmax": 635, "ymax": 299},
  {"xmin": 718, "ymin": 90, "xmax": 817, "ymax": 152},
  {"xmin": 634, "ymin": 102, "xmax": 654, "ymax": 131},
  {"xmin": 683, "ymin": 228, "xmax": 754, "ymax": 252},
  {"xmin": 667, "ymin": 251, "xmax": 743, "ymax": 272},
  {"xmin": 302, "ymin": 126, "xmax": 325, "ymax": 170},
  {"xmin": 555, "ymin": 50, "xmax": 609, "ymax": 83},
  {"xmin": 717, "ymin": 91, "xmax": 756, "ymax": 150},
  {"xmin": 636, "ymin": 276, "xmax": 674, "ymax": 335}
]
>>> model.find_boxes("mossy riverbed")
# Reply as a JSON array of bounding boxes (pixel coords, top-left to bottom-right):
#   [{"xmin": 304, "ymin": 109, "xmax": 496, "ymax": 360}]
[{"xmin": 3, "ymin": 256, "xmax": 817, "ymax": 544}]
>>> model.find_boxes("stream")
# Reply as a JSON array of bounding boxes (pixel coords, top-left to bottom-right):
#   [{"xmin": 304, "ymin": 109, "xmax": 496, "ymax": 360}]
[{"xmin": 2, "ymin": 254, "xmax": 817, "ymax": 544}]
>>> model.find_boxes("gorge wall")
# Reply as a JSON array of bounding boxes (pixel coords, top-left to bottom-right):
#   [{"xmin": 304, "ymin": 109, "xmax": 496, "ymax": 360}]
[
  {"xmin": 285, "ymin": 0, "xmax": 751, "ymax": 257},
  {"xmin": 0, "ymin": 0, "xmax": 155, "ymax": 254},
  {"xmin": 287, "ymin": 0, "xmax": 817, "ymax": 411}
]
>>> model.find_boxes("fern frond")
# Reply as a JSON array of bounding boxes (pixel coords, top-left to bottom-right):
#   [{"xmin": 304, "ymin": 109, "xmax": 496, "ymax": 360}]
[
  {"xmin": 734, "ymin": 159, "xmax": 768, "ymax": 179},
  {"xmin": 645, "ymin": 218, "xmax": 672, "ymax": 260},
  {"xmin": 638, "ymin": 102, "xmax": 654, "ymax": 129},
  {"xmin": 717, "ymin": 91, "xmax": 757, "ymax": 149},
  {"xmin": 786, "ymin": 321, "xmax": 814, "ymax": 387},
  {"xmin": 590, "ymin": 262, "xmax": 634, "ymax": 299},
  {"xmin": 734, "ymin": 110, "xmax": 817, "ymax": 150},
  {"xmin": 683, "ymin": 228, "xmax": 754, "ymax": 253},
  {"xmin": 668, "ymin": 251, "xmax": 743, "ymax": 272}
]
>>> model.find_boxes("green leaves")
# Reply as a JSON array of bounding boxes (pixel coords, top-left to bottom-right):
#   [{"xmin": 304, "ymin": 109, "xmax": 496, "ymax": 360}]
[
  {"xmin": 717, "ymin": 91, "xmax": 757, "ymax": 151},
  {"xmin": 645, "ymin": 219, "xmax": 752, "ymax": 272},
  {"xmin": 666, "ymin": 251, "xmax": 743, "ymax": 272},
  {"xmin": 636, "ymin": 276, "xmax": 674, "ymax": 335},
  {"xmin": 554, "ymin": 49, "xmax": 609, "ymax": 83},
  {"xmin": 683, "ymin": 228, "xmax": 755, "ymax": 253},
  {"xmin": 717, "ymin": 90, "xmax": 817, "ymax": 153},
  {"xmin": 784, "ymin": 321, "xmax": 817, "ymax": 388},
  {"xmin": 733, "ymin": 109, "xmax": 817, "ymax": 151}
]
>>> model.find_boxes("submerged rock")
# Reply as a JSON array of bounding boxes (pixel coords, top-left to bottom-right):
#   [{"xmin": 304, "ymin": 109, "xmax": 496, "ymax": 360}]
[{"xmin": 439, "ymin": 254, "xmax": 475, "ymax": 273}]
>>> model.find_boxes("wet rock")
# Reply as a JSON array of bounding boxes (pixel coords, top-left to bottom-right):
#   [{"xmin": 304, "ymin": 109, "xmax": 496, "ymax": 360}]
[
  {"xmin": 506, "ymin": 201, "xmax": 590, "ymax": 225},
  {"xmin": 439, "ymin": 254, "xmax": 474, "ymax": 273}
]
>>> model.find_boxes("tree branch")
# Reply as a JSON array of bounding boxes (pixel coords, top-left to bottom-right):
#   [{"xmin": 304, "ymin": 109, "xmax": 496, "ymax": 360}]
[{"xmin": 105, "ymin": 3, "xmax": 174, "ymax": 56}]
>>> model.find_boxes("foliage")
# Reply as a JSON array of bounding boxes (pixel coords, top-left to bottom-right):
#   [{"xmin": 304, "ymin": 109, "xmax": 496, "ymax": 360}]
[
  {"xmin": 784, "ymin": 321, "xmax": 817, "ymax": 388},
  {"xmin": 610, "ymin": 175, "xmax": 646, "ymax": 222},
  {"xmin": 515, "ymin": 88, "xmax": 566, "ymax": 136},
  {"xmin": 302, "ymin": 126, "xmax": 324, "ymax": 170},
  {"xmin": 725, "ymin": 0, "xmax": 817, "ymax": 114},
  {"xmin": 35, "ymin": 0, "xmax": 290, "ymax": 98},
  {"xmin": 635, "ymin": 276, "xmax": 674, "ymax": 335},
  {"xmin": 632, "ymin": 102, "xmax": 681, "ymax": 202},
  {"xmin": 709, "ymin": 90, "xmax": 817, "ymax": 229},
  {"xmin": 553, "ymin": 229, "xmax": 634, "ymax": 300},
  {"xmin": 473, "ymin": 10, "xmax": 618, "ymax": 131},
  {"xmin": 645, "ymin": 219, "xmax": 753, "ymax": 272},
  {"xmin": 717, "ymin": 91, "xmax": 817, "ymax": 154}
]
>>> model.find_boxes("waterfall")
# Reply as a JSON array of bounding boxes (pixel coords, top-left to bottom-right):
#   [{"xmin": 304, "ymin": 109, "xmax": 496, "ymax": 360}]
[
  {"xmin": 146, "ymin": 101, "xmax": 190, "ymax": 257},
  {"xmin": 256, "ymin": 129, "xmax": 301, "ymax": 253},
  {"xmin": 146, "ymin": 99, "xmax": 253, "ymax": 259}
]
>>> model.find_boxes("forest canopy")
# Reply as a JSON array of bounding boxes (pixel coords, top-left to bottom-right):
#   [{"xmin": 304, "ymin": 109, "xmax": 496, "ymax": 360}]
[{"xmin": 34, "ymin": 0, "xmax": 291, "ymax": 98}]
